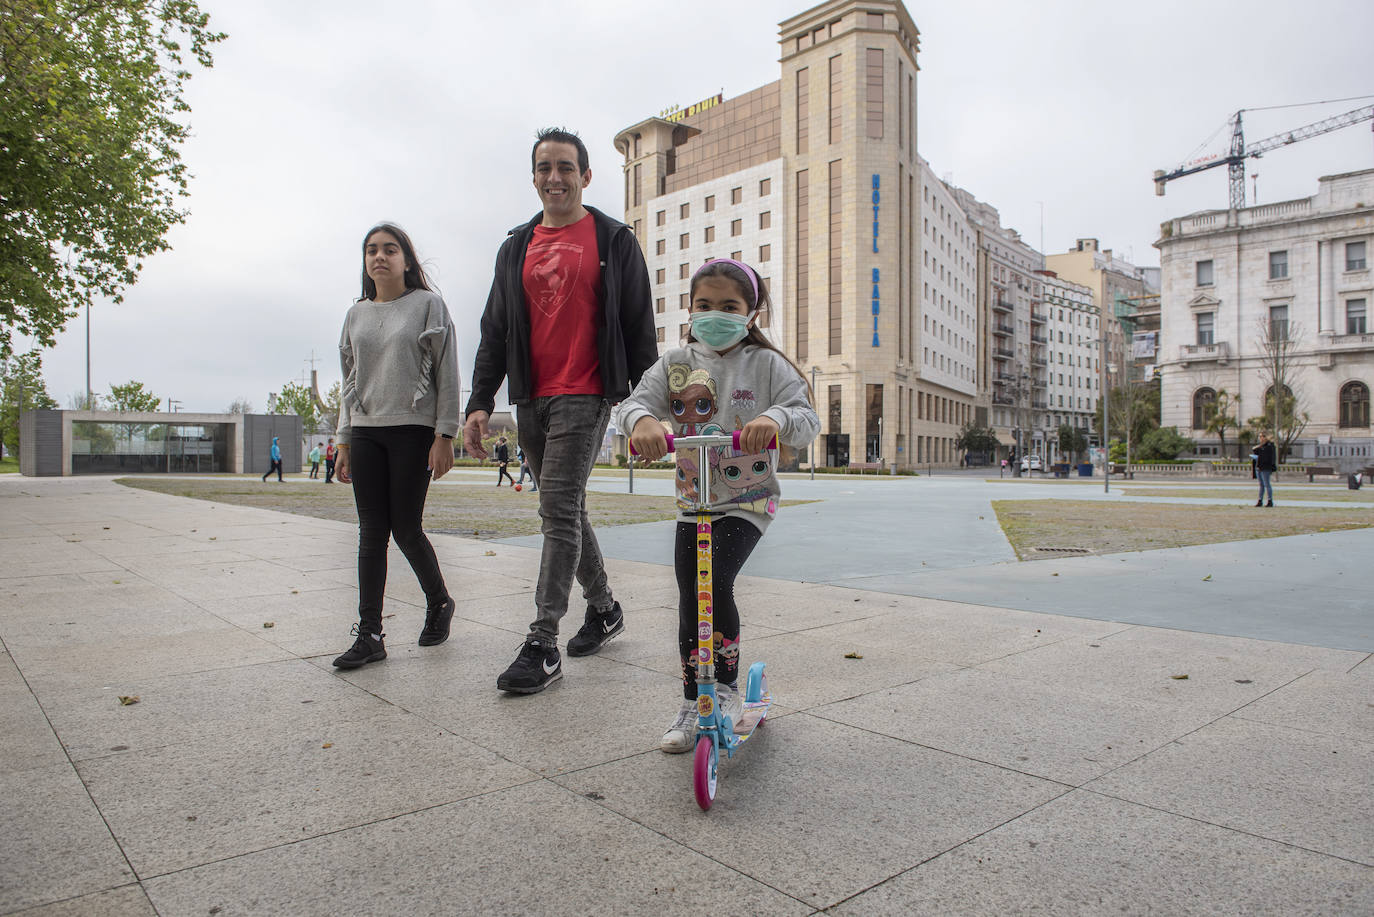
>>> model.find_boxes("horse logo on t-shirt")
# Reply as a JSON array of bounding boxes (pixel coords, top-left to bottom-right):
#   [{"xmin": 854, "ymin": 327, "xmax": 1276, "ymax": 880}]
[{"xmin": 527, "ymin": 241, "xmax": 584, "ymax": 317}]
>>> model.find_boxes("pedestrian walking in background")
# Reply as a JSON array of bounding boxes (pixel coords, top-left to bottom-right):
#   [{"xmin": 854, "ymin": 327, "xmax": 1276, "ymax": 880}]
[
  {"xmin": 1251, "ymin": 431, "xmax": 1277, "ymax": 507},
  {"xmin": 324, "ymin": 438, "xmax": 337, "ymax": 483},
  {"xmin": 261, "ymin": 436, "xmax": 283, "ymax": 482},
  {"xmin": 464, "ymin": 127, "xmax": 657, "ymax": 694},
  {"xmin": 332, "ymin": 222, "xmax": 462, "ymax": 669},
  {"xmin": 308, "ymin": 443, "xmax": 322, "ymax": 479},
  {"xmin": 494, "ymin": 435, "xmax": 516, "ymax": 487},
  {"xmin": 516, "ymin": 446, "xmax": 536, "ymax": 491}
]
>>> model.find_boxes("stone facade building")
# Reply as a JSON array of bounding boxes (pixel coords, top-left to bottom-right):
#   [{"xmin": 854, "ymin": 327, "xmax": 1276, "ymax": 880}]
[
  {"xmin": 1155, "ymin": 169, "xmax": 1374, "ymax": 470},
  {"xmin": 1037, "ymin": 269, "xmax": 1101, "ymax": 461}
]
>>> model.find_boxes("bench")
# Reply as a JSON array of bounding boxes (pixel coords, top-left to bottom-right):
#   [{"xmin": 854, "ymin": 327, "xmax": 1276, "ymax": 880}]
[
  {"xmin": 1050, "ymin": 463, "xmax": 1071, "ymax": 479},
  {"xmin": 846, "ymin": 462, "xmax": 881, "ymax": 474},
  {"xmin": 1307, "ymin": 465, "xmax": 1334, "ymax": 482}
]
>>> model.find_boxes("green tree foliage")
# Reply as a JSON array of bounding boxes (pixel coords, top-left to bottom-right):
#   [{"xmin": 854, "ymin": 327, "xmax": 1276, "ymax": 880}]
[
  {"xmin": 1096, "ymin": 379, "xmax": 1160, "ymax": 448},
  {"xmin": 1056, "ymin": 423, "xmax": 1088, "ymax": 462},
  {"xmin": 954, "ymin": 422, "xmax": 1000, "ymax": 459},
  {"xmin": 105, "ymin": 379, "xmax": 161, "ymax": 413},
  {"xmin": 0, "ymin": 0, "xmax": 226, "ymax": 360},
  {"xmin": 1136, "ymin": 426, "xmax": 1194, "ymax": 462},
  {"xmin": 273, "ymin": 381, "xmax": 319, "ymax": 434},
  {"xmin": 1, "ymin": 350, "xmax": 58, "ymax": 455},
  {"xmin": 1201, "ymin": 388, "xmax": 1242, "ymax": 460}
]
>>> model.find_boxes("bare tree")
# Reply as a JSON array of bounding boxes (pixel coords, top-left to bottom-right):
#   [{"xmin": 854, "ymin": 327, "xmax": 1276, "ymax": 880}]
[
  {"xmin": 225, "ymin": 397, "xmax": 254, "ymax": 415},
  {"xmin": 1253, "ymin": 317, "xmax": 1309, "ymax": 462}
]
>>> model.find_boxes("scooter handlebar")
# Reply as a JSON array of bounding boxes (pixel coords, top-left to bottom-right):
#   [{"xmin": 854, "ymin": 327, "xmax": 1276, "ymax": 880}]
[{"xmin": 630, "ymin": 430, "xmax": 776, "ymax": 456}]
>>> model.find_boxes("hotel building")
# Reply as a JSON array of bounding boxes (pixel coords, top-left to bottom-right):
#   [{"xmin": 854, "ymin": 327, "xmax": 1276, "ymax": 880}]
[{"xmin": 616, "ymin": 0, "xmax": 979, "ymax": 469}]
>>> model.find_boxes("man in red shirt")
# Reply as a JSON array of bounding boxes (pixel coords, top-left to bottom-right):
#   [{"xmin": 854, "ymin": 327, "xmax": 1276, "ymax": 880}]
[{"xmin": 465, "ymin": 128, "xmax": 657, "ymax": 694}]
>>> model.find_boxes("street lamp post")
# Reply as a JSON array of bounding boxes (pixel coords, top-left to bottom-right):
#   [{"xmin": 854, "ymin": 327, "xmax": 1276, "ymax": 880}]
[{"xmin": 810, "ymin": 365, "xmax": 820, "ymax": 480}]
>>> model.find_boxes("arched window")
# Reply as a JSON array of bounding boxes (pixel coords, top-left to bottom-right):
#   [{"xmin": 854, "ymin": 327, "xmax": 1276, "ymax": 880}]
[
  {"xmin": 1340, "ymin": 381, "xmax": 1370, "ymax": 428},
  {"xmin": 1192, "ymin": 387, "xmax": 1216, "ymax": 429}
]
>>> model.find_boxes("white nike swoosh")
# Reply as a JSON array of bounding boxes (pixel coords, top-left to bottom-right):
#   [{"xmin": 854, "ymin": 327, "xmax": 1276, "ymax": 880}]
[
  {"xmin": 602, "ymin": 620, "xmax": 618, "ymax": 634},
  {"xmin": 542, "ymin": 658, "xmax": 559, "ymax": 675}
]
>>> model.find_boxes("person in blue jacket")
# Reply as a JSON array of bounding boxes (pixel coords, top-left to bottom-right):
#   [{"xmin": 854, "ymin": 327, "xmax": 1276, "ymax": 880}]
[{"xmin": 262, "ymin": 436, "xmax": 283, "ymax": 482}]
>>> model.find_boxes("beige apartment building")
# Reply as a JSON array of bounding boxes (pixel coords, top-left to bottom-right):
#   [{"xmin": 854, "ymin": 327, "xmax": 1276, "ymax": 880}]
[
  {"xmin": 1046, "ymin": 239, "xmax": 1155, "ymax": 388},
  {"xmin": 616, "ymin": 0, "xmax": 970, "ymax": 470}
]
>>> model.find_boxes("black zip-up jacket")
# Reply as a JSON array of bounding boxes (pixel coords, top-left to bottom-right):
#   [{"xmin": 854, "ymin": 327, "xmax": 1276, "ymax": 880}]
[
  {"xmin": 464, "ymin": 205, "xmax": 657, "ymax": 417},
  {"xmin": 1252, "ymin": 441, "xmax": 1277, "ymax": 472}
]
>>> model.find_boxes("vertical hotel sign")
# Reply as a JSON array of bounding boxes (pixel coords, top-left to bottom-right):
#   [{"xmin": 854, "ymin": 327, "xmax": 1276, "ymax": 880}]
[{"xmin": 870, "ymin": 174, "xmax": 880, "ymax": 347}]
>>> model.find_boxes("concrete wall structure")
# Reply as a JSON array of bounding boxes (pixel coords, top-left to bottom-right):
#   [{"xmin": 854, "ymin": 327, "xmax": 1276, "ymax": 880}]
[{"xmin": 1155, "ymin": 169, "xmax": 1374, "ymax": 470}]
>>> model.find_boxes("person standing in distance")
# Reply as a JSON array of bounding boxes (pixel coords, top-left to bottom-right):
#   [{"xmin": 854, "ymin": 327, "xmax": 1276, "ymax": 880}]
[
  {"xmin": 332, "ymin": 223, "xmax": 462, "ymax": 668},
  {"xmin": 464, "ymin": 127, "xmax": 657, "ymax": 694},
  {"xmin": 1251, "ymin": 431, "xmax": 1277, "ymax": 507}
]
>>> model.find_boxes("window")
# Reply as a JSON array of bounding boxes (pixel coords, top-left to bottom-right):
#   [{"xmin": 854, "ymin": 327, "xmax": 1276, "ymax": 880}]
[
  {"xmin": 633, "ymin": 219, "xmax": 641, "ymax": 238},
  {"xmin": 704, "ymin": 226, "xmax": 715, "ymax": 243},
  {"xmin": 759, "ymin": 178, "xmax": 771, "ymax": 196},
  {"xmin": 1196, "ymin": 259, "xmax": 1214, "ymax": 286},
  {"xmin": 680, "ymin": 203, "xmax": 690, "ymax": 219},
  {"xmin": 1269, "ymin": 304, "xmax": 1289, "ymax": 341},
  {"xmin": 705, "ymin": 195, "xmax": 715, "ymax": 213},
  {"xmin": 656, "ymin": 326, "xmax": 665, "ymax": 343},
  {"xmin": 730, "ymin": 219, "xmax": 742, "ymax": 237},
  {"xmin": 655, "ymin": 210, "xmax": 665, "ymax": 226},
  {"xmin": 655, "ymin": 239, "xmax": 665, "ymax": 256},
  {"xmin": 679, "ymin": 322, "xmax": 690, "ymax": 342},
  {"xmin": 1340, "ymin": 381, "xmax": 1370, "ymax": 427},
  {"xmin": 679, "ymin": 232, "xmax": 689, "ymax": 250},
  {"xmin": 679, "ymin": 263, "xmax": 689, "ymax": 280},
  {"xmin": 865, "ymin": 48, "xmax": 883, "ymax": 139},
  {"xmin": 678, "ymin": 293, "xmax": 688, "ymax": 309},
  {"xmin": 655, "ymin": 268, "xmax": 665, "ymax": 285},
  {"xmin": 730, "ymin": 250, "xmax": 741, "ymax": 260},
  {"xmin": 1196, "ymin": 311, "xmax": 1214, "ymax": 346},
  {"xmin": 1347, "ymin": 241, "xmax": 1367, "ymax": 271},
  {"xmin": 1348, "ymin": 299, "xmax": 1368, "ymax": 334},
  {"xmin": 1192, "ymin": 387, "xmax": 1217, "ymax": 429},
  {"xmin": 759, "ymin": 244, "xmax": 771, "ymax": 262},
  {"xmin": 759, "ymin": 211, "xmax": 771, "ymax": 230},
  {"xmin": 730, "ymin": 187, "xmax": 742, "ymax": 205},
  {"xmin": 1269, "ymin": 250, "xmax": 1288, "ymax": 280},
  {"xmin": 655, "ymin": 297, "xmax": 665, "ymax": 313}
]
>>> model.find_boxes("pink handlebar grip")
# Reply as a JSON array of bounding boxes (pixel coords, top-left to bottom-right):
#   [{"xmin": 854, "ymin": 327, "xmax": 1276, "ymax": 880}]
[{"xmin": 630, "ymin": 431, "xmax": 773, "ymax": 456}]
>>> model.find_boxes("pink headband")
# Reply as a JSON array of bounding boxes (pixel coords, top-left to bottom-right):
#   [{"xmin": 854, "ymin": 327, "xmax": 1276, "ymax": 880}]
[{"xmin": 693, "ymin": 258, "xmax": 759, "ymax": 308}]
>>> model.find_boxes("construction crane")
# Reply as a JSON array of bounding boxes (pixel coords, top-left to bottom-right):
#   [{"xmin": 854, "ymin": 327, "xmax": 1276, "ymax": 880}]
[{"xmin": 1154, "ymin": 102, "xmax": 1374, "ymax": 209}]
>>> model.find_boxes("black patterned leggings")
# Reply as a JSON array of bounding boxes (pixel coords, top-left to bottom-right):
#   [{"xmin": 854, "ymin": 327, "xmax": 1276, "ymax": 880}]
[{"xmin": 674, "ymin": 517, "xmax": 762, "ymax": 699}]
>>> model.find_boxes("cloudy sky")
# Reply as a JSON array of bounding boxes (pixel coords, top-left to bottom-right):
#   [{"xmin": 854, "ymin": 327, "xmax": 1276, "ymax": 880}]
[{"xmin": 26, "ymin": 0, "xmax": 1374, "ymax": 414}]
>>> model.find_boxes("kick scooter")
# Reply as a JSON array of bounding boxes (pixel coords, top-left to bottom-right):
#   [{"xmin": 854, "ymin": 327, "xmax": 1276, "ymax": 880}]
[{"xmin": 640, "ymin": 431, "xmax": 772, "ymax": 810}]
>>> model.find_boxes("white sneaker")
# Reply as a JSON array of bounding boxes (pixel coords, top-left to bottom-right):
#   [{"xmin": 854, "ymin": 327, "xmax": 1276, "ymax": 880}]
[
  {"xmin": 660, "ymin": 698, "xmax": 698, "ymax": 753},
  {"xmin": 717, "ymin": 682, "xmax": 744, "ymax": 728}
]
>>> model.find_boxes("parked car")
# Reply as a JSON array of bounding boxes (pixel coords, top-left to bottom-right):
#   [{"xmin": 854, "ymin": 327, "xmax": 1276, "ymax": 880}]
[{"xmin": 1020, "ymin": 455, "xmax": 1043, "ymax": 472}]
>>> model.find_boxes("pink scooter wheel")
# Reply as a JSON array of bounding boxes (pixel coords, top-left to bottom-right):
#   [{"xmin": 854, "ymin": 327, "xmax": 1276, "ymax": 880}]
[{"xmin": 693, "ymin": 737, "xmax": 717, "ymax": 810}]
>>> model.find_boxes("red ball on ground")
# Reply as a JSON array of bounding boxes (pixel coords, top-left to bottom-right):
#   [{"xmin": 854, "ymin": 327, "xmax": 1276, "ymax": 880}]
[{"xmin": 514, "ymin": 484, "xmax": 522, "ymax": 492}]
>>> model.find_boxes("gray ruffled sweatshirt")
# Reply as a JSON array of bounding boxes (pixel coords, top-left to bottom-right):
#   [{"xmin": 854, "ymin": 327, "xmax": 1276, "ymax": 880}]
[
  {"xmin": 616, "ymin": 341, "xmax": 819, "ymax": 532},
  {"xmin": 336, "ymin": 289, "xmax": 461, "ymax": 445}
]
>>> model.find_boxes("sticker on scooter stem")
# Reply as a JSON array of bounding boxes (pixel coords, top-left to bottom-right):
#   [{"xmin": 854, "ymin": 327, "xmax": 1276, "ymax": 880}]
[
  {"xmin": 698, "ymin": 621, "xmax": 712, "ymax": 640},
  {"xmin": 697, "ymin": 695, "xmax": 714, "ymax": 717},
  {"xmin": 698, "ymin": 647, "xmax": 712, "ymax": 665}
]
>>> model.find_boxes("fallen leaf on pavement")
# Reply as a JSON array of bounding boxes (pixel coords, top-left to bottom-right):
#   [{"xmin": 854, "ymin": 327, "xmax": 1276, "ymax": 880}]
[
  {"xmin": 484, "ymin": 550, "xmax": 496, "ymax": 556},
  {"xmin": 1170, "ymin": 674, "xmax": 1189, "ymax": 680},
  {"xmin": 1201, "ymin": 574, "xmax": 1212, "ymax": 581},
  {"xmin": 118, "ymin": 695, "xmax": 140, "ymax": 705},
  {"xmin": 844, "ymin": 652, "xmax": 863, "ymax": 659},
  {"xmin": 262, "ymin": 622, "xmax": 275, "ymax": 628},
  {"xmin": 321, "ymin": 743, "xmax": 333, "ymax": 749}
]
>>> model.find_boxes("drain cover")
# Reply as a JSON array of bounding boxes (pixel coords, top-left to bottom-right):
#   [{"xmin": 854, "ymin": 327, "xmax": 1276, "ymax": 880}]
[{"xmin": 1033, "ymin": 546, "xmax": 1090, "ymax": 554}]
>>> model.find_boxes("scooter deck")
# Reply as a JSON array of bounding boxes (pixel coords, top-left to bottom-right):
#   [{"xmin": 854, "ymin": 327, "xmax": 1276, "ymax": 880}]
[{"xmin": 731, "ymin": 695, "xmax": 771, "ymax": 738}]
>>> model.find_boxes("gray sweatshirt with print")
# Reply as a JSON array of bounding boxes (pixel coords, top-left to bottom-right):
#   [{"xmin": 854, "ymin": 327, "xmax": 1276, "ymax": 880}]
[
  {"xmin": 616, "ymin": 341, "xmax": 819, "ymax": 532},
  {"xmin": 336, "ymin": 289, "xmax": 461, "ymax": 445}
]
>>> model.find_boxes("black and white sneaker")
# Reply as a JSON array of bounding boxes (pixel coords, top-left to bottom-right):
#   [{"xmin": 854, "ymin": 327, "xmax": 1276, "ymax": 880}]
[
  {"xmin": 497, "ymin": 637, "xmax": 562, "ymax": 694},
  {"xmin": 332, "ymin": 625, "xmax": 386, "ymax": 669},
  {"xmin": 566, "ymin": 601, "xmax": 625, "ymax": 657}
]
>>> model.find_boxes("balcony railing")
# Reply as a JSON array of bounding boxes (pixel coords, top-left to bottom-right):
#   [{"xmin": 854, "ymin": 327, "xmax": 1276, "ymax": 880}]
[
  {"xmin": 995, "ymin": 347, "xmax": 1015, "ymax": 359},
  {"xmin": 1178, "ymin": 342, "xmax": 1230, "ymax": 363},
  {"xmin": 994, "ymin": 323, "xmax": 1015, "ymax": 336},
  {"xmin": 992, "ymin": 394, "xmax": 1014, "ymax": 406},
  {"xmin": 992, "ymin": 299, "xmax": 1014, "ymax": 314},
  {"xmin": 1030, "ymin": 310, "xmax": 1046, "ymax": 324},
  {"xmin": 1032, "ymin": 400, "xmax": 1048, "ymax": 410},
  {"xmin": 1030, "ymin": 355, "xmax": 1047, "ymax": 366},
  {"xmin": 1321, "ymin": 332, "xmax": 1374, "ymax": 352},
  {"xmin": 1030, "ymin": 332, "xmax": 1047, "ymax": 343}
]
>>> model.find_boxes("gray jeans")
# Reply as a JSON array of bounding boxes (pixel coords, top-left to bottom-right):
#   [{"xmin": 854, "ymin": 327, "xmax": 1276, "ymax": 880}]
[{"xmin": 516, "ymin": 395, "xmax": 615, "ymax": 641}]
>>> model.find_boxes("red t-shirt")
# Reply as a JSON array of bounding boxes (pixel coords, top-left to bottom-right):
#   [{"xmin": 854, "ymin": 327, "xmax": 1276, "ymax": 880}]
[{"xmin": 523, "ymin": 212, "xmax": 603, "ymax": 397}]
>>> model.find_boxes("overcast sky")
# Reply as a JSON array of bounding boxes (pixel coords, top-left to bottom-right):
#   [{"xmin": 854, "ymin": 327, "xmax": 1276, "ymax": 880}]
[{"xmin": 26, "ymin": 0, "xmax": 1374, "ymax": 414}]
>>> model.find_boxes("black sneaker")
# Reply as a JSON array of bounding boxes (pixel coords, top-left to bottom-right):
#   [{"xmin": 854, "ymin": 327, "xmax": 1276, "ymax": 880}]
[
  {"xmin": 418, "ymin": 596, "xmax": 455, "ymax": 646},
  {"xmin": 566, "ymin": 601, "xmax": 625, "ymax": 657},
  {"xmin": 497, "ymin": 637, "xmax": 562, "ymax": 694},
  {"xmin": 332, "ymin": 625, "xmax": 386, "ymax": 669}
]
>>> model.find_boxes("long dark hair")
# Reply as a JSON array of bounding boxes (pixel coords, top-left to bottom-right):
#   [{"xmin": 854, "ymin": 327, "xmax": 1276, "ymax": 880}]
[
  {"xmin": 359, "ymin": 222, "xmax": 434, "ymax": 300},
  {"xmin": 688, "ymin": 260, "xmax": 813, "ymax": 405}
]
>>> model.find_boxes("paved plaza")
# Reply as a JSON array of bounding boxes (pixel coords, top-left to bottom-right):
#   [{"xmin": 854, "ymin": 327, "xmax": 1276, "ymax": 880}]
[{"xmin": 1, "ymin": 473, "xmax": 1370, "ymax": 915}]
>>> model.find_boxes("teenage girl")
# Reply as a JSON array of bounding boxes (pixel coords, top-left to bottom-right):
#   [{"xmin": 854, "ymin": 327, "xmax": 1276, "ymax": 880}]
[
  {"xmin": 618, "ymin": 258, "xmax": 819, "ymax": 752},
  {"xmin": 332, "ymin": 223, "xmax": 462, "ymax": 668}
]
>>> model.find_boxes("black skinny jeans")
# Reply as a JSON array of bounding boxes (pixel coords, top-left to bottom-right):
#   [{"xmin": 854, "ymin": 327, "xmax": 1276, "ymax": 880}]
[
  {"xmin": 349, "ymin": 425, "xmax": 449, "ymax": 635},
  {"xmin": 674, "ymin": 516, "xmax": 762, "ymax": 698}
]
